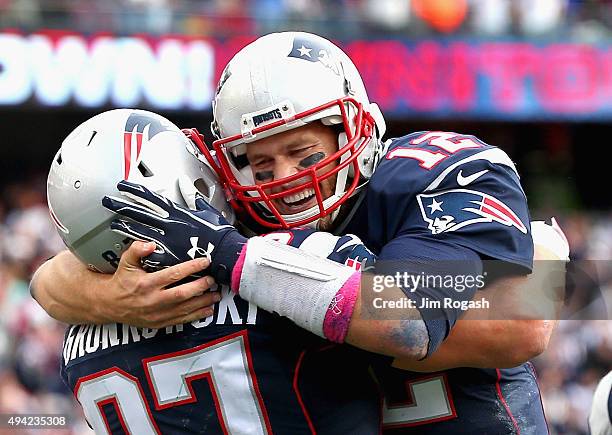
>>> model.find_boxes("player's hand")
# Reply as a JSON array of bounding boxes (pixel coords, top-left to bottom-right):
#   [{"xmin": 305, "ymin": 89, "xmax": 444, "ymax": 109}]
[
  {"xmin": 102, "ymin": 180, "xmax": 247, "ymax": 285},
  {"xmin": 102, "ymin": 240, "xmax": 221, "ymax": 328}
]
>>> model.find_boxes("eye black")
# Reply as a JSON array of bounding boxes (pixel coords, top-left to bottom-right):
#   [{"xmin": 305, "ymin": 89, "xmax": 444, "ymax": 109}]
[
  {"xmin": 255, "ymin": 170, "xmax": 274, "ymax": 181},
  {"xmin": 298, "ymin": 152, "xmax": 326, "ymax": 168}
]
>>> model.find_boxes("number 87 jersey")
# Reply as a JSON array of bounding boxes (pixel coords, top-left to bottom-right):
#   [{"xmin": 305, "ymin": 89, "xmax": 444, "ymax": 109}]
[{"xmin": 60, "ymin": 290, "xmax": 381, "ymax": 434}]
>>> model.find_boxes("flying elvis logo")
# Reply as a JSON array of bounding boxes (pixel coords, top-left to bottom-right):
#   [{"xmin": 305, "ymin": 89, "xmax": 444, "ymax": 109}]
[
  {"xmin": 288, "ymin": 36, "xmax": 341, "ymax": 75},
  {"xmin": 123, "ymin": 113, "xmax": 172, "ymax": 179},
  {"xmin": 417, "ymin": 189, "xmax": 528, "ymax": 235}
]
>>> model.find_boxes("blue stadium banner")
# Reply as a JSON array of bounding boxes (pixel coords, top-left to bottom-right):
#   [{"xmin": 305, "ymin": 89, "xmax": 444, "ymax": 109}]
[
  {"xmin": 346, "ymin": 39, "xmax": 612, "ymax": 121},
  {"xmin": 0, "ymin": 31, "xmax": 610, "ymax": 120}
]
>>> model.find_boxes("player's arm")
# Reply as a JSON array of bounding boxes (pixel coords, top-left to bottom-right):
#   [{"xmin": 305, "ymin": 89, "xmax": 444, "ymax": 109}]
[
  {"xmin": 393, "ymin": 318, "xmax": 556, "ymax": 372},
  {"xmin": 101, "ymin": 181, "xmax": 565, "ymax": 362},
  {"xmin": 235, "ymin": 228, "xmax": 563, "ymax": 363},
  {"xmin": 393, "ymin": 224, "xmax": 568, "ymax": 371},
  {"xmin": 30, "ymin": 241, "xmax": 219, "ymax": 327},
  {"xmin": 102, "ymin": 181, "xmax": 435, "ymax": 359},
  {"xmin": 236, "ymin": 223, "xmax": 564, "ymax": 364},
  {"xmin": 345, "ymin": 283, "xmax": 430, "ymax": 359},
  {"xmin": 102, "ymin": 182, "xmax": 486, "ymax": 360}
]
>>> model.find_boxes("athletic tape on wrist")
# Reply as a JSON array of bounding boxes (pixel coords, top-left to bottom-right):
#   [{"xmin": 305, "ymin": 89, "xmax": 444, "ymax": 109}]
[{"xmin": 232, "ymin": 237, "xmax": 360, "ymax": 341}]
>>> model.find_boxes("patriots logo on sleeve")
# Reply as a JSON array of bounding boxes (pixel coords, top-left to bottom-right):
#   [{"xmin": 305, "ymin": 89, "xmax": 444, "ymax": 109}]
[{"xmin": 417, "ymin": 189, "xmax": 528, "ymax": 235}]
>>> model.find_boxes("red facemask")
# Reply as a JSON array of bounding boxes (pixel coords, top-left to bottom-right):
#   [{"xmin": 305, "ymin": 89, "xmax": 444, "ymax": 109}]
[{"xmin": 187, "ymin": 97, "xmax": 376, "ymax": 229}]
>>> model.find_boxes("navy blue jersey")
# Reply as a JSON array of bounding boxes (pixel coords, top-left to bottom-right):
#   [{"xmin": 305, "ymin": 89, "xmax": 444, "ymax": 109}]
[
  {"xmin": 60, "ymin": 288, "xmax": 381, "ymax": 434},
  {"xmin": 346, "ymin": 131, "xmax": 533, "ymax": 268},
  {"xmin": 343, "ymin": 131, "xmax": 547, "ymax": 434},
  {"xmin": 377, "ymin": 363, "xmax": 547, "ymax": 435}
]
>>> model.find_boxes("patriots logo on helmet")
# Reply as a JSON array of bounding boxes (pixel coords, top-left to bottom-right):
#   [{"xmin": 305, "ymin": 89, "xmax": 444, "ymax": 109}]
[
  {"xmin": 215, "ymin": 64, "xmax": 232, "ymax": 96},
  {"xmin": 123, "ymin": 112, "xmax": 173, "ymax": 179},
  {"xmin": 417, "ymin": 189, "xmax": 528, "ymax": 235},
  {"xmin": 125, "ymin": 112, "xmax": 171, "ymax": 140},
  {"xmin": 288, "ymin": 36, "xmax": 340, "ymax": 75}
]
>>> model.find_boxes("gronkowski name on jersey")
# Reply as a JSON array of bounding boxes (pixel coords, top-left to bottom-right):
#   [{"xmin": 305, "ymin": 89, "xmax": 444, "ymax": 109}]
[{"xmin": 62, "ymin": 279, "xmax": 380, "ymax": 433}]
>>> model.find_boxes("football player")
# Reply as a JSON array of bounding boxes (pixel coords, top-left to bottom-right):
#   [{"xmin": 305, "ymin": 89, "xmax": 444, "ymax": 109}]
[
  {"xmin": 48, "ymin": 109, "xmax": 381, "ymax": 434},
  {"xmin": 33, "ymin": 33, "xmax": 568, "ymax": 434}
]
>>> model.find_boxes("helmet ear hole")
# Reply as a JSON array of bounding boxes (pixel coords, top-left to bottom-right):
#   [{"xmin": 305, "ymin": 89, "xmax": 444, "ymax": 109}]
[
  {"xmin": 194, "ymin": 177, "xmax": 210, "ymax": 198},
  {"xmin": 56, "ymin": 152, "xmax": 63, "ymax": 165}
]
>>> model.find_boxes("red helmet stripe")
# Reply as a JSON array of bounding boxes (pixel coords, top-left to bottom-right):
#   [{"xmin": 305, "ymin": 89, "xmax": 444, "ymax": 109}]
[
  {"xmin": 123, "ymin": 132, "xmax": 145, "ymax": 179},
  {"xmin": 123, "ymin": 132, "xmax": 132, "ymax": 179}
]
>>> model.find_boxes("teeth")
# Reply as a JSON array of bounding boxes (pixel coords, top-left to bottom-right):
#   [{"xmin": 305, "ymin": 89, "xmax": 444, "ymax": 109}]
[{"xmin": 283, "ymin": 188, "xmax": 315, "ymax": 205}]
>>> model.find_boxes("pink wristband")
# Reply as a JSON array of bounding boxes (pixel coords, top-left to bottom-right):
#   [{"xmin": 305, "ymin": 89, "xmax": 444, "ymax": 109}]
[
  {"xmin": 322, "ymin": 271, "xmax": 360, "ymax": 343},
  {"xmin": 230, "ymin": 244, "xmax": 248, "ymax": 293}
]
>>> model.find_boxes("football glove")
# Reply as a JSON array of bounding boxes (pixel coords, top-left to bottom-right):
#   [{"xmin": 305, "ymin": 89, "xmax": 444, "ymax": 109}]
[{"xmin": 102, "ymin": 180, "xmax": 246, "ymax": 285}]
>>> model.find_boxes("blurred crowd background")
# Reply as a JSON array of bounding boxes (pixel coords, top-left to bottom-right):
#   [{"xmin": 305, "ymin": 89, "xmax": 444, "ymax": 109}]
[
  {"xmin": 0, "ymin": 0, "xmax": 611, "ymax": 39},
  {"xmin": 1, "ymin": 0, "xmax": 611, "ymax": 434}
]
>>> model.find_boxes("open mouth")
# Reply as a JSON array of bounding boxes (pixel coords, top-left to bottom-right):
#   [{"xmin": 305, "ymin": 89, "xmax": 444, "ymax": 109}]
[{"xmin": 274, "ymin": 187, "xmax": 317, "ymax": 213}]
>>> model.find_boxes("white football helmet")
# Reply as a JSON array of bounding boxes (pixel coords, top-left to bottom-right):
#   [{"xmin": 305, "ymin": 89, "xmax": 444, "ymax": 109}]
[
  {"xmin": 207, "ymin": 31, "xmax": 386, "ymax": 229},
  {"xmin": 47, "ymin": 109, "xmax": 234, "ymax": 273}
]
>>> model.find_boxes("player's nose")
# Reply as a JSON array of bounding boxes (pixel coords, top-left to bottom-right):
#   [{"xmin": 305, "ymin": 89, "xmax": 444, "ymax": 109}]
[
  {"xmin": 273, "ymin": 157, "xmax": 300, "ymax": 181},
  {"xmin": 269, "ymin": 158, "xmax": 307, "ymax": 194}
]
